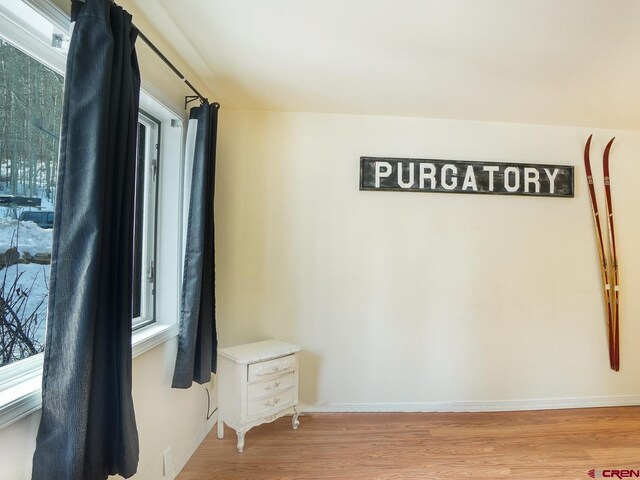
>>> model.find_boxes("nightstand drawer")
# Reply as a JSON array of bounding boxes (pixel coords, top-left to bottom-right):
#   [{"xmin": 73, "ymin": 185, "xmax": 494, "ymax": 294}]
[
  {"xmin": 248, "ymin": 372, "xmax": 294, "ymax": 400},
  {"xmin": 248, "ymin": 354, "xmax": 295, "ymax": 382},
  {"xmin": 247, "ymin": 387, "xmax": 294, "ymax": 417}
]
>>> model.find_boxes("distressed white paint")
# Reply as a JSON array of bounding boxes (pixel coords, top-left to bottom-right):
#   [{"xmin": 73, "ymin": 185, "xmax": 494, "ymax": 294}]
[{"xmin": 217, "ymin": 340, "xmax": 301, "ymax": 453}]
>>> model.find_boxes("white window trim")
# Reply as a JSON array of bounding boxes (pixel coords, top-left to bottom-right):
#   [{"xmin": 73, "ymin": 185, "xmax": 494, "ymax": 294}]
[
  {"xmin": 22, "ymin": 0, "xmax": 70, "ymax": 34},
  {"xmin": 0, "ymin": 325, "xmax": 180, "ymax": 430},
  {"xmin": 0, "ymin": 1, "xmax": 189, "ymax": 431},
  {"xmin": 0, "ymin": 355, "xmax": 42, "ymax": 391},
  {"xmin": 1, "ymin": 0, "xmax": 66, "ymax": 72},
  {"xmin": 0, "ymin": 373, "xmax": 42, "ymax": 429},
  {"xmin": 132, "ymin": 111, "xmax": 160, "ymax": 330}
]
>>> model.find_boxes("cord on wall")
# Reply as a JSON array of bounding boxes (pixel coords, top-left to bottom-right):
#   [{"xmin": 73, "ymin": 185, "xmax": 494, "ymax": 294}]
[{"xmin": 205, "ymin": 387, "xmax": 217, "ymax": 420}]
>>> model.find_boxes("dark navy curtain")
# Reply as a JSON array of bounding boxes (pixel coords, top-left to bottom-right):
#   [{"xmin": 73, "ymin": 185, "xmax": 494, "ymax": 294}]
[
  {"xmin": 172, "ymin": 102, "xmax": 219, "ymax": 388},
  {"xmin": 32, "ymin": 0, "xmax": 140, "ymax": 478}
]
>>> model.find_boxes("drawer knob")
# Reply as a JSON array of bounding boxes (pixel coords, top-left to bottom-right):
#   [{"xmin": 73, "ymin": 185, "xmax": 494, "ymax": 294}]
[
  {"xmin": 263, "ymin": 398, "xmax": 281, "ymax": 407},
  {"xmin": 265, "ymin": 381, "xmax": 281, "ymax": 391},
  {"xmin": 256, "ymin": 363, "xmax": 289, "ymax": 376}
]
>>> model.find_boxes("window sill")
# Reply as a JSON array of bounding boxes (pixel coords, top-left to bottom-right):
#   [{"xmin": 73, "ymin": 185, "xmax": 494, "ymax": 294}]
[
  {"xmin": 0, "ymin": 374, "xmax": 42, "ymax": 430},
  {"xmin": 132, "ymin": 322, "xmax": 179, "ymax": 358},
  {"xmin": 0, "ymin": 323, "xmax": 178, "ymax": 431}
]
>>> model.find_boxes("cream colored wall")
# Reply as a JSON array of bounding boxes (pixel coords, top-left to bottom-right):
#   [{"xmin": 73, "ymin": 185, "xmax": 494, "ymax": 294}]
[
  {"xmin": 123, "ymin": 342, "xmax": 215, "ymax": 480},
  {"xmin": 216, "ymin": 109, "xmax": 640, "ymax": 409},
  {"xmin": 0, "ymin": 412, "xmax": 41, "ymax": 479},
  {"xmin": 0, "ymin": 340, "xmax": 214, "ymax": 480}
]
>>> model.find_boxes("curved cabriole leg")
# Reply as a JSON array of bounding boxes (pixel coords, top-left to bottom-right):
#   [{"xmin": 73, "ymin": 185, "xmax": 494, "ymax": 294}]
[
  {"xmin": 236, "ymin": 429, "xmax": 246, "ymax": 453},
  {"xmin": 292, "ymin": 407, "xmax": 300, "ymax": 430}
]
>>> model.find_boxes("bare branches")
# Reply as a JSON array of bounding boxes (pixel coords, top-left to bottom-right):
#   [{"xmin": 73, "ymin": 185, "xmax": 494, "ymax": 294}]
[
  {"xmin": 0, "ymin": 262, "xmax": 47, "ymax": 365},
  {"xmin": 0, "ymin": 230, "xmax": 48, "ymax": 366}
]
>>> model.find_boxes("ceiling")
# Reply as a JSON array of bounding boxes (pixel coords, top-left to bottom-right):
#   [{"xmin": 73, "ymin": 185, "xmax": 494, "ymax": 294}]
[{"xmin": 130, "ymin": 0, "xmax": 640, "ymax": 130}]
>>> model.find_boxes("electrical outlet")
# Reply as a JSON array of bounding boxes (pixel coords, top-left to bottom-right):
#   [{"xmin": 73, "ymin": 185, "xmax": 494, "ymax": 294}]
[{"xmin": 163, "ymin": 447, "xmax": 173, "ymax": 476}]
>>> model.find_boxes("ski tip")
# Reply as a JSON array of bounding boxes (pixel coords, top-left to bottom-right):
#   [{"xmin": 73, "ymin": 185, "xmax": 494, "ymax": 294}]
[
  {"xmin": 604, "ymin": 137, "xmax": 615, "ymax": 158},
  {"xmin": 584, "ymin": 134, "xmax": 593, "ymax": 159}
]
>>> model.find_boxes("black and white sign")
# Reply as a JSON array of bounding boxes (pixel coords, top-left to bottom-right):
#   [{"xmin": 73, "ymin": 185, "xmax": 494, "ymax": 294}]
[{"xmin": 360, "ymin": 157, "xmax": 574, "ymax": 198}]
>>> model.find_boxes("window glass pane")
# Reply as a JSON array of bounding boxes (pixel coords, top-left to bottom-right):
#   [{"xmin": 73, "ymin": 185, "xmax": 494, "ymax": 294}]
[
  {"xmin": 0, "ymin": 38, "xmax": 62, "ymax": 368},
  {"xmin": 0, "ymin": 7, "xmax": 162, "ymax": 371},
  {"xmin": 132, "ymin": 122, "xmax": 146, "ymax": 319}
]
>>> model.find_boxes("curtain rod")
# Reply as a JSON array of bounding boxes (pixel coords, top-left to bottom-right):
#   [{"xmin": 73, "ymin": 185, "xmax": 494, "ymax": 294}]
[
  {"xmin": 76, "ymin": 0, "xmax": 211, "ymax": 109},
  {"xmin": 136, "ymin": 30, "xmax": 210, "ymax": 110}
]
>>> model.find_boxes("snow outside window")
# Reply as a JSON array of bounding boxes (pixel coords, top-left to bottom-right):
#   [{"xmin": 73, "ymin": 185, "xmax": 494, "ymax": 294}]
[
  {"xmin": 0, "ymin": 34, "xmax": 61, "ymax": 370},
  {"xmin": 0, "ymin": 0, "xmax": 158, "ymax": 374}
]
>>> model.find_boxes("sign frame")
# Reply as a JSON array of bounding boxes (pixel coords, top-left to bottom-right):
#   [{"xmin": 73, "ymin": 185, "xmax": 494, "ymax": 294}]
[{"xmin": 359, "ymin": 156, "xmax": 574, "ymax": 198}]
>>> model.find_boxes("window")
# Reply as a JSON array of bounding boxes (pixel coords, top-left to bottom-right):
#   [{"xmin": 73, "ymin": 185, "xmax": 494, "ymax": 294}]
[
  {"xmin": 0, "ymin": 25, "xmax": 63, "ymax": 369},
  {"xmin": 0, "ymin": 0, "xmax": 184, "ymax": 431},
  {"xmin": 133, "ymin": 112, "xmax": 160, "ymax": 330},
  {"xmin": 0, "ymin": 1, "xmax": 161, "ymax": 370}
]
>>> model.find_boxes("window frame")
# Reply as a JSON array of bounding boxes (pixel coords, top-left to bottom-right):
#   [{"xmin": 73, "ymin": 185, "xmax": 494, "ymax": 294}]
[
  {"xmin": 132, "ymin": 110, "xmax": 161, "ymax": 331},
  {"xmin": 0, "ymin": 0, "xmax": 187, "ymax": 431},
  {"xmin": 0, "ymin": 0, "xmax": 65, "ymax": 396}
]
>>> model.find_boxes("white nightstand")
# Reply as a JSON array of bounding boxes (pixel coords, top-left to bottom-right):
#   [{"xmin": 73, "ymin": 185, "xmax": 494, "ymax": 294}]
[{"xmin": 216, "ymin": 339, "xmax": 301, "ymax": 453}]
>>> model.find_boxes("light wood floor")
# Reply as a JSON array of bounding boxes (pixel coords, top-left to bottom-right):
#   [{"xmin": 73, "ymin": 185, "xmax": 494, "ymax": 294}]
[{"xmin": 178, "ymin": 407, "xmax": 640, "ymax": 479}]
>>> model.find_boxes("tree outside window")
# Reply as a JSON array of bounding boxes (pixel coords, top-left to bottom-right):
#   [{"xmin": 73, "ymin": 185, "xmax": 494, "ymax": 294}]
[{"xmin": 0, "ymin": 38, "xmax": 63, "ymax": 367}]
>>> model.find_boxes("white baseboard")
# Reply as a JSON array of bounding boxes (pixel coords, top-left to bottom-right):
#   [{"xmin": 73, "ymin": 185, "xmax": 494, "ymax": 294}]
[
  {"xmin": 300, "ymin": 395, "xmax": 640, "ymax": 413},
  {"xmin": 163, "ymin": 411, "xmax": 218, "ymax": 480}
]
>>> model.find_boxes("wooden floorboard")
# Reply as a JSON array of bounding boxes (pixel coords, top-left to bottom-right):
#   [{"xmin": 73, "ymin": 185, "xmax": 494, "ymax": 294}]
[{"xmin": 178, "ymin": 407, "xmax": 640, "ymax": 479}]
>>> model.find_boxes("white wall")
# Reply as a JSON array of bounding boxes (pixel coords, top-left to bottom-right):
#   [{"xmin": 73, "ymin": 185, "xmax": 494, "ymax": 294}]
[{"xmin": 215, "ymin": 109, "xmax": 640, "ymax": 410}]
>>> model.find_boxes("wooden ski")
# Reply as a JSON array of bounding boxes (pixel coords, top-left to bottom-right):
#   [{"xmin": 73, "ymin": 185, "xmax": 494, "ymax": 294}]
[
  {"xmin": 583, "ymin": 135, "xmax": 615, "ymax": 370},
  {"xmin": 602, "ymin": 138, "xmax": 619, "ymax": 371}
]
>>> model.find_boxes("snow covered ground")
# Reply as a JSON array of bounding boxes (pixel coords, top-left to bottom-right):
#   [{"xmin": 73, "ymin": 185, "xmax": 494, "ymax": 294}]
[
  {"xmin": 0, "ymin": 218, "xmax": 52, "ymax": 256},
  {"xmin": 0, "ymin": 218, "xmax": 52, "ymax": 346}
]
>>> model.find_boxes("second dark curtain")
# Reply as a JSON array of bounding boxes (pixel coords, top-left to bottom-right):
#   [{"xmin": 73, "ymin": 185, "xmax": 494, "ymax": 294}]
[{"xmin": 172, "ymin": 102, "xmax": 219, "ymax": 388}]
